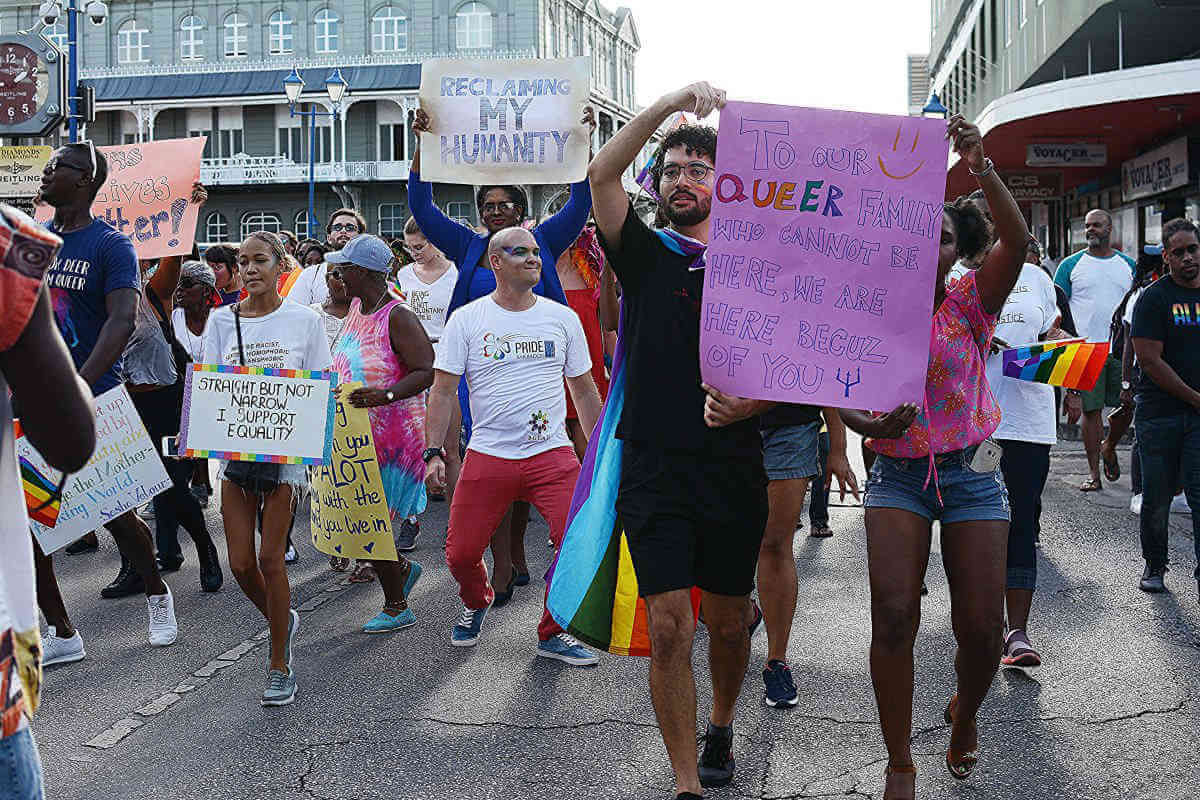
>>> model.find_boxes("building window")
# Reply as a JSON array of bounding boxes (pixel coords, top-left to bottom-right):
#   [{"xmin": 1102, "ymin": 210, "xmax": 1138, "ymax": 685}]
[
  {"xmin": 269, "ymin": 11, "xmax": 294, "ymax": 55},
  {"xmin": 189, "ymin": 128, "xmax": 214, "ymax": 158},
  {"xmin": 455, "ymin": 2, "xmax": 492, "ymax": 50},
  {"xmin": 445, "ymin": 201, "xmax": 472, "ymax": 225},
  {"xmin": 294, "ymin": 210, "xmax": 310, "ymax": 239},
  {"xmin": 314, "ymin": 9, "xmax": 339, "ymax": 54},
  {"xmin": 279, "ymin": 123, "xmax": 332, "ymax": 163},
  {"xmin": 46, "ymin": 22, "xmax": 67, "ymax": 52},
  {"xmin": 206, "ymin": 212, "xmax": 229, "ymax": 242},
  {"xmin": 241, "ymin": 212, "xmax": 282, "ymax": 238},
  {"xmin": 217, "ymin": 129, "xmax": 244, "ymax": 158},
  {"xmin": 117, "ymin": 19, "xmax": 150, "ymax": 64},
  {"xmin": 372, "ymin": 7, "xmax": 408, "ymax": 52},
  {"xmin": 379, "ymin": 204, "xmax": 405, "ymax": 239},
  {"xmin": 378, "ymin": 123, "xmax": 406, "ymax": 161},
  {"xmin": 223, "ymin": 12, "xmax": 248, "ymax": 58},
  {"xmin": 180, "ymin": 15, "xmax": 205, "ymax": 61},
  {"xmin": 545, "ymin": 10, "xmax": 557, "ymax": 56}
]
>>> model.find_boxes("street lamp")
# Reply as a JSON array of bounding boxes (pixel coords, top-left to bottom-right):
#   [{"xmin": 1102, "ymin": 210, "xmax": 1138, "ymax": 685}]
[
  {"xmin": 39, "ymin": 0, "xmax": 108, "ymax": 142},
  {"xmin": 922, "ymin": 93, "xmax": 949, "ymax": 120},
  {"xmin": 284, "ymin": 67, "xmax": 348, "ymax": 240}
]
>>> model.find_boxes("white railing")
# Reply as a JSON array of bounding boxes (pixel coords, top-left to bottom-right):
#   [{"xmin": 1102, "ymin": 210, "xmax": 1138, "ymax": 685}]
[
  {"xmin": 200, "ymin": 155, "xmax": 411, "ymax": 185},
  {"xmin": 80, "ymin": 49, "xmax": 536, "ymax": 80}
]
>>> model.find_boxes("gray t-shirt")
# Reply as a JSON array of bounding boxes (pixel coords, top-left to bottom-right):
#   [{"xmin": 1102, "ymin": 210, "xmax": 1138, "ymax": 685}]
[{"xmin": 122, "ymin": 291, "xmax": 177, "ymax": 387}]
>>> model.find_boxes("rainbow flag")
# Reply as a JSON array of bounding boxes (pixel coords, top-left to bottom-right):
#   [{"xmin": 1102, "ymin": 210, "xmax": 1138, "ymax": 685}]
[
  {"xmin": 546, "ymin": 305, "xmax": 699, "ymax": 656},
  {"xmin": 1001, "ymin": 338, "xmax": 1110, "ymax": 391},
  {"xmin": 15, "ymin": 421, "xmax": 63, "ymax": 528}
]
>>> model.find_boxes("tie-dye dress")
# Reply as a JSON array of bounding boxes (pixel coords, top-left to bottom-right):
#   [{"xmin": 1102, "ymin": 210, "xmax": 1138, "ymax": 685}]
[{"xmin": 331, "ymin": 298, "xmax": 428, "ymax": 520}]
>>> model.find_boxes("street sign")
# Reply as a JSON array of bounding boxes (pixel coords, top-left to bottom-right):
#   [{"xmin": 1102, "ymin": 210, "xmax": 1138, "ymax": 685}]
[
  {"xmin": 0, "ymin": 32, "xmax": 66, "ymax": 137},
  {"xmin": 1025, "ymin": 143, "xmax": 1107, "ymax": 167},
  {"xmin": 1122, "ymin": 137, "xmax": 1189, "ymax": 203}
]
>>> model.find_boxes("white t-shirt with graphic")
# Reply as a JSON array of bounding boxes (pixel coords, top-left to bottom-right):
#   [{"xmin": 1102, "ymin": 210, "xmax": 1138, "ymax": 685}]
[
  {"xmin": 394, "ymin": 264, "xmax": 458, "ymax": 342},
  {"xmin": 202, "ymin": 301, "xmax": 333, "ymax": 372},
  {"xmin": 436, "ymin": 295, "xmax": 591, "ymax": 460},
  {"xmin": 986, "ymin": 262, "xmax": 1060, "ymax": 445}
]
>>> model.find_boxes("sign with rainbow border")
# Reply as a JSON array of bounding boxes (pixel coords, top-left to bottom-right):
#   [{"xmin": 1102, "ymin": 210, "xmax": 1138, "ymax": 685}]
[{"xmin": 176, "ymin": 364, "xmax": 337, "ymax": 464}]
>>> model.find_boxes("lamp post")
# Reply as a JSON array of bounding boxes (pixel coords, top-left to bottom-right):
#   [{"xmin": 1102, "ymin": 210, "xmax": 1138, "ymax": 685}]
[
  {"xmin": 283, "ymin": 67, "xmax": 348, "ymax": 239},
  {"xmin": 38, "ymin": 0, "xmax": 109, "ymax": 143},
  {"xmin": 922, "ymin": 93, "xmax": 949, "ymax": 120}
]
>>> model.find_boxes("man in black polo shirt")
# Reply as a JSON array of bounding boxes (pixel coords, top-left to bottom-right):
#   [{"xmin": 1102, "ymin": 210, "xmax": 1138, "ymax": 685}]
[
  {"xmin": 1130, "ymin": 217, "xmax": 1200, "ymax": 603},
  {"xmin": 589, "ymin": 81, "xmax": 771, "ymax": 799}
]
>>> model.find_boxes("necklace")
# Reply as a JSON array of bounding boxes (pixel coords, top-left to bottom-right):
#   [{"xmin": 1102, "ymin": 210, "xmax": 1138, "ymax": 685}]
[
  {"xmin": 181, "ymin": 314, "xmax": 205, "ymax": 361},
  {"xmin": 366, "ymin": 288, "xmax": 391, "ymax": 315}
]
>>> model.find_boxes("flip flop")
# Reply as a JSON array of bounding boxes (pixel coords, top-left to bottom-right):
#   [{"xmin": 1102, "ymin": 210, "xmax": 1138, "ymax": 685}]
[
  {"xmin": 1079, "ymin": 477, "xmax": 1103, "ymax": 492},
  {"xmin": 1102, "ymin": 451, "xmax": 1121, "ymax": 482}
]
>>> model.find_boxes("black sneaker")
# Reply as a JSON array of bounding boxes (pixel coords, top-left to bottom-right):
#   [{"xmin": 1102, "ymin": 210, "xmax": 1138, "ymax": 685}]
[
  {"xmin": 763, "ymin": 659, "xmax": 799, "ymax": 708},
  {"xmin": 64, "ymin": 533, "xmax": 99, "ymax": 555},
  {"xmin": 675, "ymin": 794, "xmax": 702, "ymax": 800},
  {"xmin": 101, "ymin": 560, "xmax": 145, "ymax": 599},
  {"xmin": 698, "ymin": 722, "xmax": 735, "ymax": 788},
  {"xmin": 1139, "ymin": 563, "xmax": 1167, "ymax": 593},
  {"xmin": 397, "ymin": 518, "xmax": 419, "ymax": 552},
  {"xmin": 198, "ymin": 537, "xmax": 223, "ymax": 593}
]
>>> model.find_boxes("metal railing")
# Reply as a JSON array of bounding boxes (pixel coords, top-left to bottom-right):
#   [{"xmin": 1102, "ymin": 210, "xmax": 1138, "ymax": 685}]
[
  {"xmin": 199, "ymin": 154, "xmax": 411, "ymax": 185},
  {"xmin": 80, "ymin": 49, "xmax": 537, "ymax": 79}
]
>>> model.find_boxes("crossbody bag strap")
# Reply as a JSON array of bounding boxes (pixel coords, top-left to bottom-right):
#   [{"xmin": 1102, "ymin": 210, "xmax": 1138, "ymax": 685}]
[{"xmin": 233, "ymin": 303, "xmax": 246, "ymax": 366}]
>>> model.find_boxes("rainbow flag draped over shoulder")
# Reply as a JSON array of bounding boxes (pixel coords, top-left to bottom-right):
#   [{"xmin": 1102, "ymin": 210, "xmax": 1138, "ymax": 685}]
[
  {"xmin": 546, "ymin": 302, "xmax": 700, "ymax": 657},
  {"xmin": 1001, "ymin": 338, "xmax": 1110, "ymax": 391}
]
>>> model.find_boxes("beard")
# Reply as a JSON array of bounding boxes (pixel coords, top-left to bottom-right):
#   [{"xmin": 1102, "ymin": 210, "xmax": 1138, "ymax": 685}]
[{"xmin": 663, "ymin": 192, "xmax": 712, "ymax": 227}]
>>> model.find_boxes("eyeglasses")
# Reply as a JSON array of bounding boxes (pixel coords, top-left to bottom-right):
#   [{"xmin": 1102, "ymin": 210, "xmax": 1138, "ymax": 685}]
[
  {"xmin": 500, "ymin": 245, "xmax": 540, "ymax": 259},
  {"xmin": 661, "ymin": 162, "xmax": 715, "ymax": 184},
  {"xmin": 330, "ymin": 223, "xmax": 360, "ymax": 233},
  {"xmin": 481, "ymin": 201, "xmax": 517, "ymax": 214}
]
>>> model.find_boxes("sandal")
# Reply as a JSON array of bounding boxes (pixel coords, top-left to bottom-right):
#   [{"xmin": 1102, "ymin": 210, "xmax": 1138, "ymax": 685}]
[
  {"xmin": 1102, "ymin": 450, "xmax": 1121, "ymax": 482},
  {"xmin": 329, "ymin": 555, "xmax": 351, "ymax": 572},
  {"xmin": 349, "ymin": 561, "xmax": 377, "ymax": 583},
  {"xmin": 1079, "ymin": 477, "xmax": 1102, "ymax": 492},
  {"xmin": 883, "ymin": 764, "xmax": 916, "ymax": 800},
  {"xmin": 943, "ymin": 694, "xmax": 978, "ymax": 780}
]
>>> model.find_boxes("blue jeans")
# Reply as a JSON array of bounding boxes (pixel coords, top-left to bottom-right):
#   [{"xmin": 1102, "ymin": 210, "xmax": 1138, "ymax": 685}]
[
  {"xmin": 0, "ymin": 728, "xmax": 44, "ymax": 800},
  {"xmin": 1135, "ymin": 411, "xmax": 1200, "ymax": 577},
  {"xmin": 864, "ymin": 446, "xmax": 1010, "ymax": 524}
]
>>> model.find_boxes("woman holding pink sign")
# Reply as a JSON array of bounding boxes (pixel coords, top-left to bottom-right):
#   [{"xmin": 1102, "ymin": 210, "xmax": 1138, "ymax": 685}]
[
  {"xmin": 840, "ymin": 115, "xmax": 1030, "ymax": 799},
  {"xmin": 201, "ymin": 231, "xmax": 333, "ymax": 707}
]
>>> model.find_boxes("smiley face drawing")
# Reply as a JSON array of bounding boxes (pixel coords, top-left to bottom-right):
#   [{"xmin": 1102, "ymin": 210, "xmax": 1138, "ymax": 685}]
[{"xmin": 878, "ymin": 125, "xmax": 926, "ymax": 180}]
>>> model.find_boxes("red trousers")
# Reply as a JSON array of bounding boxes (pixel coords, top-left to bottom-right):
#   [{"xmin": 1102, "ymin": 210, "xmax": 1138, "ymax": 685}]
[{"xmin": 445, "ymin": 446, "xmax": 580, "ymax": 641}]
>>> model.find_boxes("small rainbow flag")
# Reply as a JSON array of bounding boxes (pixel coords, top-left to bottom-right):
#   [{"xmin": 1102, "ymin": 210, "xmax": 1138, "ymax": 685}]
[
  {"xmin": 1001, "ymin": 338, "xmax": 1110, "ymax": 392},
  {"xmin": 19, "ymin": 455, "xmax": 61, "ymax": 528},
  {"xmin": 546, "ymin": 305, "xmax": 700, "ymax": 656}
]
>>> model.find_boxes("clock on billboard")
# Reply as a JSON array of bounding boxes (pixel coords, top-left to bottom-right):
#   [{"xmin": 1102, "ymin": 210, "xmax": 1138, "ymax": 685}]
[{"xmin": 0, "ymin": 31, "xmax": 66, "ymax": 137}]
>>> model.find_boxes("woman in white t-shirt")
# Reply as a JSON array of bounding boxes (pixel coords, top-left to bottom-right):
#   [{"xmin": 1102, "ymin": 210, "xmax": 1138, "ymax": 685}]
[
  {"xmin": 201, "ymin": 231, "xmax": 333, "ymax": 707},
  {"xmin": 172, "ymin": 260, "xmax": 222, "ymax": 506},
  {"xmin": 987, "ymin": 239, "xmax": 1067, "ymax": 670}
]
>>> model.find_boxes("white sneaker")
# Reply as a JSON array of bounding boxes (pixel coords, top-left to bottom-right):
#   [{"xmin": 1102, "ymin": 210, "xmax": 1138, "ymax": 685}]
[
  {"xmin": 137, "ymin": 502, "xmax": 155, "ymax": 520},
  {"xmin": 42, "ymin": 626, "xmax": 86, "ymax": 666},
  {"xmin": 284, "ymin": 544, "xmax": 298, "ymax": 563},
  {"xmin": 1131, "ymin": 494, "xmax": 1143, "ymax": 515},
  {"xmin": 147, "ymin": 586, "xmax": 178, "ymax": 646},
  {"xmin": 1171, "ymin": 492, "xmax": 1191, "ymax": 514}
]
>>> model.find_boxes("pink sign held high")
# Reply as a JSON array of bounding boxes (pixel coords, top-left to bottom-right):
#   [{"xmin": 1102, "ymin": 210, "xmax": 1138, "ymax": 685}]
[{"xmin": 701, "ymin": 101, "xmax": 949, "ymax": 408}]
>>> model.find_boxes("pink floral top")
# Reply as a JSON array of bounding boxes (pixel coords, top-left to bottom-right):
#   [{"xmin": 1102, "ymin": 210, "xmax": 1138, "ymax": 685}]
[{"xmin": 870, "ymin": 272, "xmax": 1001, "ymax": 458}]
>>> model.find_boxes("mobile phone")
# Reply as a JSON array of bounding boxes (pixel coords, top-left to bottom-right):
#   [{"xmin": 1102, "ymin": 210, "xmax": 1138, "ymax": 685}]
[{"xmin": 162, "ymin": 436, "xmax": 178, "ymax": 458}]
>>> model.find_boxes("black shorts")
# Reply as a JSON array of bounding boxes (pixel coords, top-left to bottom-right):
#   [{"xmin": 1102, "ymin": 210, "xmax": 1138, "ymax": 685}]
[{"xmin": 616, "ymin": 441, "xmax": 767, "ymax": 598}]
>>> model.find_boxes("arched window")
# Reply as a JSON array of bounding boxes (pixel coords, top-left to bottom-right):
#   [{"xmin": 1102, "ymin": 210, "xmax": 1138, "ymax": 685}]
[
  {"xmin": 455, "ymin": 2, "xmax": 492, "ymax": 50},
  {"xmin": 314, "ymin": 9, "xmax": 339, "ymax": 54},
  {"xmin": 269, "ymin": 11, "xmax": 294, "ymax": 55},
  {"xmin": 294, "ymin": 210, "xmax": 310, "ymax": 239},
  {"xmin": 240, "ymin": 212, "xmax": 282, "ymax": 238},
  {"xmin": 223, "ymin": 12, "xmax": 248, "ymax": 58},
  {"xmin": 46, "ymin": 22, "xmax": 67, "ymax": 52},
  {"xmin": 205, "ymin": 212, "xmax": 228, "ymax": 242},
  {"xmin": 371, "ymin": 7, "xmax": 408, "ymax": 52},
  {"xmin": 117, "ymin": 19, "xmax": 150, "ymax": 64},
  {"xmin": 180, "ymin": 15, "xmax": 205, "ymax": 61}
]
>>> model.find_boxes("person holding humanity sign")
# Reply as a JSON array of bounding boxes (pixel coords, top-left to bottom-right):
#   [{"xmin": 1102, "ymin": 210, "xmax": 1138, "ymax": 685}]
[
  {"xmin": 588, "ymin": 81, "xmax": 782, "ymax": 799},
  {"xmin": 201, "ymin": 231, "xmax": 333, "ymax": 707},
  {"xmin": 409, "ymin": 104, "xmax": 596, "ymax": 605},
  {"xmin": 328, "ymin": 234, "xmax": 435, "ymax": 633},
  {"xmin": 838, "ymin": 115, "xmax": 1031, "ymax": 800}
]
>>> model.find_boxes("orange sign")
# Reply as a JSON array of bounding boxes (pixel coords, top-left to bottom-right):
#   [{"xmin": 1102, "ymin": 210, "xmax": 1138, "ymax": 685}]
[{"xmin": 36, "ymin": 137, "xmax": 206, "ymax": 259}]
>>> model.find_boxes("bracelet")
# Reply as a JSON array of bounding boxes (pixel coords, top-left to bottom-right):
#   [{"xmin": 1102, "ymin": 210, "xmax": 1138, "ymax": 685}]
[{"xmin": 969, "ymin": 157, "xmax": 995, "ymax": 178}]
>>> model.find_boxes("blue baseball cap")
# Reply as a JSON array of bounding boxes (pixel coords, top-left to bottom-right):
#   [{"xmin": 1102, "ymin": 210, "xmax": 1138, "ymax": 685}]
[
  {"xmin": 326, "ymin": 234, "xmax": 393, "ymax": 273},
  {"xmin": 1143, "ymin": 243, "xmax": 1162, "ymax": 256}
]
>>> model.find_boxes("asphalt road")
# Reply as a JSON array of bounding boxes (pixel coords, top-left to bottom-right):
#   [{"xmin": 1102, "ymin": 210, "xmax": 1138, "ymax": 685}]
[{"xmin": 33, "ymin": 438, "xmax": 1200, "ymax": 799}]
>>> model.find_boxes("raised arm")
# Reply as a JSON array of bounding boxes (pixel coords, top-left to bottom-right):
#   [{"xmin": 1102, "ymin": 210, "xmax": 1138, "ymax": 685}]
[
  {"xmin": 147, "ymin": 182, "xmax": 208, "ymax": 309},
  {"xmin": 408, "ymin": 108, "xmax": 478, "ymax": 263},
  {"xmin": 536, "ymin": 107, "xmax": 599, "ymax": 255},
  {"xmin": 953, "ymin": 115, "xmax": 1032, "ymax": 313},
  {"xmin": 588, "ymin": 83, "xmax": 726, "ymax": 253}
]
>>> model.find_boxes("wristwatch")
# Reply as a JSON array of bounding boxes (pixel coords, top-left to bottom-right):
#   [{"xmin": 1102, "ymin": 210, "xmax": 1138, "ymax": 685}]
[
  {"xmin": 1121, "ymin": 380, "xmax": 1132, "ymax": 391},
  {"xmin": 422, "ymin": 447, "xmax": 445, "ymax": 463},
  {"xmin": 384, "ymin": 390, "xmax": 396, "ymax": 403}
]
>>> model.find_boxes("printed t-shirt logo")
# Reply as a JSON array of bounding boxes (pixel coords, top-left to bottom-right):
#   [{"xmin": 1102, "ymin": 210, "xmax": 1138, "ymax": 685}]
[
  {"xmin": 527, "ymin": 410, "xmax": 550, "ymax": 442},
  {"xmin": 482, "ymin": 332, "xmax": 556, "ymax": 361}
]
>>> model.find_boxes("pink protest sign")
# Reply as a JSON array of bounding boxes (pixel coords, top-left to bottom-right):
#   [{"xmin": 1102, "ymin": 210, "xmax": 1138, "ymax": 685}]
[
  {"xmin": 36, "ymin": 137, "xmax": 205, "ymax": 259},
  {"xmin": 701, "ymin": 102, "xmax": 949, "ymax": 408}
]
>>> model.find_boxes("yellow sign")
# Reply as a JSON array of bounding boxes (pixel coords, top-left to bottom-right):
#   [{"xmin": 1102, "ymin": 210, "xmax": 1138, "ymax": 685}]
[
  {"xmin": 0, "ymin": 146, "xmax": 51, "ymax": 199},
  {"xmin": 309, "ymin": 383, "xmax": 398, "ymax": 562}
]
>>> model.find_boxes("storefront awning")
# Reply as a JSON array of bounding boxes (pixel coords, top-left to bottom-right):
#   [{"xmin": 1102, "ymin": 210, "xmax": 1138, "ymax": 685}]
[{"xmin": 90, "ymin": 64, "xmax": 422, "ymax": 103}]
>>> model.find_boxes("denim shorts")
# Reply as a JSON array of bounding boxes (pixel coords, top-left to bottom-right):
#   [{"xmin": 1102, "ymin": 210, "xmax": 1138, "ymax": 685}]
[
  {"xmin": 0, "ymin": 728, "xmax": 44, "ymax": 800},
  {"xmin": 864, "ymin": 445, "xmax": 1010, "ymax": 524},
  {"xmin": 760, "ymin": 421, "xmax": 821, "ymax": 481}
]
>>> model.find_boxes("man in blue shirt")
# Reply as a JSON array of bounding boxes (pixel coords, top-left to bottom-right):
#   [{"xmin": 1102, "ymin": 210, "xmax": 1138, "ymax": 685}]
[{"xmin": 35, "ymin": 142, "xmax": 178, "ymax": 666}]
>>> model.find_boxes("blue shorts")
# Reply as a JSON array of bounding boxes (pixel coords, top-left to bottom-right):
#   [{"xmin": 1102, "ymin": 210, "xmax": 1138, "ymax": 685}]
[
  {"xmin": 760, "ymin": 422, "xmax": 821, "ymax": 481},
  {"xmin": 0, "ymin": 728, "xmax": 44, "ymax": 800},
  {"xmin": 864, "ymin": 445, "xmax": 1010, "ymax": 524}
]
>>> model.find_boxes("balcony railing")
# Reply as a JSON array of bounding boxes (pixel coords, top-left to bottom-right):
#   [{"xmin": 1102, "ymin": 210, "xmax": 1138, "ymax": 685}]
[
  {"xmin": 200, "ymin": 155, "xmax": 411, "ymax": 186},
  {"xmin": 81, "ymin": 49, "xmax": 537, "ymax": 79}
]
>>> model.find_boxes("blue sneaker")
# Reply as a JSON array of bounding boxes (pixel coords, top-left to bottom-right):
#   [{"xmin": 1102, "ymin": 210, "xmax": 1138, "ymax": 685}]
[
  {"xmin": 261, "ymin": 669, "xmax": 297, "ymax": 706},
  {"xmin": 763, "ymin": 659, "xmax": 799, "ymax": 708},
  {"xmin": 403, "ymin": 560, "xmax": 423, "ymax": 597},
  {"xmin": 451, "ymin": 604, "xmax": 488, "ymax": 647},
  {"xmin": 536, "ymin": 633, "xmax": 599, "ymax": 666},
  {"xmin": 363, "ymin": 608, "xmax": 416, "ymax": 633}
]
